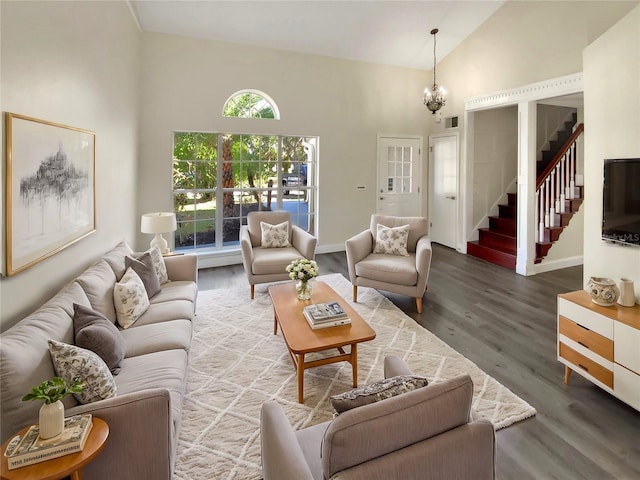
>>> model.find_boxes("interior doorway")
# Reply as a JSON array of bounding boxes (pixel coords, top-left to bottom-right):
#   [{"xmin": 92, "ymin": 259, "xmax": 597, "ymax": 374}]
[{"xmin": 429, "ymin": 133, "xmax": 459, "ymax": 249}]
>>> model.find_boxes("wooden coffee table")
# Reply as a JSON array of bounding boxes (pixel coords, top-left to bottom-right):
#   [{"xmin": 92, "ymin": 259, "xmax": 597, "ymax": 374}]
[{"xmin": 269, "ymin": 281, "xmax": 376, "ymax": 403}]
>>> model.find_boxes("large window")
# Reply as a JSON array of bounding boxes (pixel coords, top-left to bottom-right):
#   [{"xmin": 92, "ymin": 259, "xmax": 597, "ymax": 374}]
[{"xmin": 172, "ymin": 133, "xmax": 316, "ymax": 252}]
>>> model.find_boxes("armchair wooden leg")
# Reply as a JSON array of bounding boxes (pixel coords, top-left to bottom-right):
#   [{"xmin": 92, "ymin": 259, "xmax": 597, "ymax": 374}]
[
  {"xmin": 352, "ymin": 285, "xmax": 358, "ymax": 302},
  {"xmin": 416, "ymin": 297, "xmax": 423, "ymax": 314},
  {"xmin": 250, "ymin": 284, "xmax": 255, "ymax": 299}
]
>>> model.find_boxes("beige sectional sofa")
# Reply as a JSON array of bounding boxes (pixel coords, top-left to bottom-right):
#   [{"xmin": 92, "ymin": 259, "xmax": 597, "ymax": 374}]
[{"xmin": 0, "ymin": 241, "xmax": 197, "ymax": 480}]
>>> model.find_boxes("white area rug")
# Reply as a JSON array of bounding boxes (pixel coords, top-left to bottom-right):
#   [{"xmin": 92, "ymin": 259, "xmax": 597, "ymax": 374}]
[{"xmin": 174, "ymin": 273, "xmax": 535, "ymax": 479}]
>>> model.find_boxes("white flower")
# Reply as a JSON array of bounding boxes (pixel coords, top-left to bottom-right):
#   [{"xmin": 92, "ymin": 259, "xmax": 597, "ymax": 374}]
[{"xmin": 286, "ymin": 259, "xmax": 319, "ymax": 282}]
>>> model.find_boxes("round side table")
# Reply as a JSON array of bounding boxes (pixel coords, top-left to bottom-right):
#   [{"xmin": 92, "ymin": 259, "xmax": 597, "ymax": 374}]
[{"xmin": 1, "ymin": 417, "xmax": 109, "ymax": 480}]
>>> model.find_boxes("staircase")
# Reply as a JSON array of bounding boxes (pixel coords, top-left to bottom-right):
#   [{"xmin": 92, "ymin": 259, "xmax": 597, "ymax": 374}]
[{"xmin": 467, "ymin": 116, "xmax": 584, "ymax": 269}]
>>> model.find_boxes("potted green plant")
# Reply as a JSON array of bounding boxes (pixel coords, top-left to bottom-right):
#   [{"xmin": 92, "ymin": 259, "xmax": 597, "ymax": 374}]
[{"xmin": 22, "ymin": 377, "xmax": 83, "ymax": 439}]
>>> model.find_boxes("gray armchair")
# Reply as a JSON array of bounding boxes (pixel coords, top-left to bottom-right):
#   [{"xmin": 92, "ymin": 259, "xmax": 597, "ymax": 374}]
[
  {"xmin": 260, "ymin": 355, "xmax": 496, "ymax": 480},
  {"xmin": 346, "ymin": 214, "xmax": 432, "ymax": 313},
  {"xmin": 240, "ymin": 211, "xmax": 316, "ymax": 299}
]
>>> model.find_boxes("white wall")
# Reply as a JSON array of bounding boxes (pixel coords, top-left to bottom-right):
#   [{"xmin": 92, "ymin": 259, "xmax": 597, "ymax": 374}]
[
  {"xmin": 0, "ymin": 1, "xmax": 140, "ymax": 330},
  {"xmin": 536, "ymin": 105, "xmax": 576, "ymax": 153},
  {"xmin": 583, "ymin": 6, "xmax": 640, "ymax": 302},
  {"xmin": 472, "ymin": 107, "xmax": 518, "ymax": 227},
  {"xmin": 136, "ymin": 32, "xmax": 431, "ymax": 252}
]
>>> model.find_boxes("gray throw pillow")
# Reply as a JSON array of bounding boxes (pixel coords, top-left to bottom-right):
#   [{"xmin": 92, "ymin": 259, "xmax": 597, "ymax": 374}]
[
  {"xmin": 330, "ymin": 375, "xmax": 429, "ymax": 414},
  {"xmin": 73, "ymin": 303, "xmax": 125, "ymax": 373},
  {"xmin": 125, "ymin": 252, "xmax": 161, "ymax": 298}
]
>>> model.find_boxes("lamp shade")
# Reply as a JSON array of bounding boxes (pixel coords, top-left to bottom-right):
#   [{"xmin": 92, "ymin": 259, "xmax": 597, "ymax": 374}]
[{"xmin": 141, "ymin": 212, "xmax": 177, "ymax": 234}]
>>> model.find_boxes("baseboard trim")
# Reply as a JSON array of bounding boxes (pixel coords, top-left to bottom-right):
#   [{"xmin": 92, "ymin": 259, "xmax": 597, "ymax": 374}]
[
  {"xmin": 316, "ymin": 243, "xmax": 345, "ymax": 254},
  {"xmin": 532, "ymin": 255, "xmax": 583, "ymax": 274},
  {"xmin": 194, "ymin": 243, "xmax": 346, "ymax": 269}
]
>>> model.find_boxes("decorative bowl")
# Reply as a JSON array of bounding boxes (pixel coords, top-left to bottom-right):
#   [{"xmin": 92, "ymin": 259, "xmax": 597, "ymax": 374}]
[{"xmin": 585, "ymin": 277, "xmax": 620, "ymax": 306}]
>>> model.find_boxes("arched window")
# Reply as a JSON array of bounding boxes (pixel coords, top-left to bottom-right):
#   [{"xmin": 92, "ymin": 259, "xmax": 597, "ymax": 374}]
[{"xmin": 222, "ymin": 90, "xmax": 280, "ymax": 119}]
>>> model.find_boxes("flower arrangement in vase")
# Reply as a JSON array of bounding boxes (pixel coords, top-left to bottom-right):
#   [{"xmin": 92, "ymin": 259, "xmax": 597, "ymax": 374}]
[
  {"xmin": 286, "ymin": 258, "xmax": 319, "ymax": 300},
  {"xmin": 22, "ymin": 377, "xmax": 83, "ymax": 439}
]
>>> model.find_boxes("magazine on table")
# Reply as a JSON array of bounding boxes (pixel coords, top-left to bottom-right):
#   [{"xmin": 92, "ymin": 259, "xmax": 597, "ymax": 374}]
[
  {"xmin": 303, "ymin": 301, "xmax": 349, "ymax": 323},
  {"xmin": 304, "ymin": 310, "xmax": 351, "ymax": 329},
  {"xmin": 4, "ymin": 414, "xmax": 93, "ymax": 470}
]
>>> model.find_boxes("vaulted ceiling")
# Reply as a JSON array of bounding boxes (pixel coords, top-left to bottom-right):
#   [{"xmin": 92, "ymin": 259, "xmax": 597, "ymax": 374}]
[{"xmin": 129, "ymin": 0, "xmax": 506, "ymax": 70}]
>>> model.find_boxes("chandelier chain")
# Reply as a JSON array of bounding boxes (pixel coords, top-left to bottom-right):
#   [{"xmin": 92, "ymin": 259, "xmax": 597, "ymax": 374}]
[
  {"xmin": 432, "ymin": 30, "xmax": 437, "ymax": 87},
  {"xmin": 423, "ymin": 27, "xmax": 446, "ymax": 114}
]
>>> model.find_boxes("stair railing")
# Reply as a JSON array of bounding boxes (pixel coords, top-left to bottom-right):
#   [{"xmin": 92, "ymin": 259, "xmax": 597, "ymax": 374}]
[{"xmin": 535, "ymin": 123, "xmax": 584, "ymax": 243}]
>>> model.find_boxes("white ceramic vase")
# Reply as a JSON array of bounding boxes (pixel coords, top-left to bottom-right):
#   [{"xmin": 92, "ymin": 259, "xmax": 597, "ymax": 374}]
[
  {"xmin": 618, "ymin": 278, "xmax": 636, "ymax": 307},
  {"xmin": 585, "ymin": 277, "xmax": 620, "ymax": 306},
  {"xmin": 39, "ymin": 400, "xmax": 64, "ymax": 439}
]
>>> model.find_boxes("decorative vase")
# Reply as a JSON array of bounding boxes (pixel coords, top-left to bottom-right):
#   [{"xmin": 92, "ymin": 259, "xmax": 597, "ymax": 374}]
[
  {"xmin": 296, "ymin": 280, "xmax": 312, "ymax": 300},
  {"xmin": 585, "ymin": 277, "xmax": 620, "ymax": 307},
  {"xmin": 39, "ymin": 400, "xmax": 64, "ymax": 439},
  {"xmin": 618, "ymin": 278, "xmax": 637, "ymax": 307}
]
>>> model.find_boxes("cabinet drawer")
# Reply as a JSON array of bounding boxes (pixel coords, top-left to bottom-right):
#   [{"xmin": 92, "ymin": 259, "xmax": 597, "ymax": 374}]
[
  {"xmin": 558, "ymin": 297, "xmax": 613, "ymax": 338},
  {"xmin": 560, "ymin": 342, "xmax": 613, "ymax": 388},
  {"xmin": 614, "ymin": 363, "xmax": 640, "ymax": 411},
  {"xmin": 559, "ymin": 316, "xmax": 614, "ymax": 361},
  {"xmin": 614, "ymin": 322, "xmax": 640, "ymax": 374}
]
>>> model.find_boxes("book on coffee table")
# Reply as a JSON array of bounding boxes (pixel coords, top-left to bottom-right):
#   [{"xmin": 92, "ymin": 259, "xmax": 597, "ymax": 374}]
[
  {"xmin": 4, "ymin": 414, "xmax": 93, "ymax": 470},
  {"xmin": 303, "ymin": 302, "xmax": 349, "ymax": 323},
  {"xmin": 303, "ymin": 310, "xmax": 351, "ymax": 329}
]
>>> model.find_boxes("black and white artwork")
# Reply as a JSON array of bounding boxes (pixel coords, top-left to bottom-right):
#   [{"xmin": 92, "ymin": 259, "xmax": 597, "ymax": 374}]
[{"xmin": 6, "ymin": 113, "xmax": 95, "ymax": 275}]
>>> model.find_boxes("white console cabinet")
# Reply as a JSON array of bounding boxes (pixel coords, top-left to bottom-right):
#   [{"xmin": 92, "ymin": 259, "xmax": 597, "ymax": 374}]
[{"xmin": 557, "ymin": 290, "xmax": 640, "ymax": 411}]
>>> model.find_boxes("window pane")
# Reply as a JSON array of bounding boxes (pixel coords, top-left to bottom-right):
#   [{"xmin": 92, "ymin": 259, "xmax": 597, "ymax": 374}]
[
  {"xmin": 195, "ymin": 219, "xmax": 215, "ymax": 248},
  {"xmin": 175, "ymin": 221, "xmax": 195, "ymax": 249},
  {"xmin": 173, "ymin": 161, "xmax": 194, "ymax": 190}
]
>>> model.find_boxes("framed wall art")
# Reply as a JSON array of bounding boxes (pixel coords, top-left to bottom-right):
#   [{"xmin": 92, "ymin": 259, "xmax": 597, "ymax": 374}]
[{"xmin": 5, "ymin": 113, "xmax": 95, "ymax": 275}]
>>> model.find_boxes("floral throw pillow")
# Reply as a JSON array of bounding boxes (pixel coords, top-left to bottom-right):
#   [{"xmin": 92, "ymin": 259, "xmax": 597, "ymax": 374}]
[
  {"xmin": 145, "ymin": 246, "xmax": 169, "ymax": 284},
  {"xmin": 373, "ymin": 224, "xmax": 410, "ymax": 256},
  {"xmin": 330, "ymin": 375, "xmax": 429, "ymax": 414},
  {"xmin": 260, "ymin": 221, "xmax": 290, "ymax": 248},
  {"xmin": 48, "ymin": 340, "xmax": 117, "ymax": 404},
  {"xmin": 113, "ymin": 267, "xmax": 150, "ymax": 328}
]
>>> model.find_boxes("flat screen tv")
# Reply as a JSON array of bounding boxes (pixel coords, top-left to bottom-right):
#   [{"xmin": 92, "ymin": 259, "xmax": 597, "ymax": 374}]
[{"xmin": 602, "ymin": 158, "xmax": 640, "ymax": 246}]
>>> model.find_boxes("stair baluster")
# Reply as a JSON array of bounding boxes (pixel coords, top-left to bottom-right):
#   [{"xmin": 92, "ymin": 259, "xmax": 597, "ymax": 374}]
[{"xmin": 535, "ymin": 123, "xmax": 584, "ymax": 262}]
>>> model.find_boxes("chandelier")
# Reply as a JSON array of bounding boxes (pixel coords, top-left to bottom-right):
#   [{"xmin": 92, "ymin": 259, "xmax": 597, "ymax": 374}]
[{"xmin": 423, "ymin": 28, "xmax": 446, "ymax": 114}]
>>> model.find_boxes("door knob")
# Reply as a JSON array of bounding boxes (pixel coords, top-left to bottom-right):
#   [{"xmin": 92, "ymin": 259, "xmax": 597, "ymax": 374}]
[{"xmin": 446, "ymin": 195, "xmax": 456, "ymax": 200}]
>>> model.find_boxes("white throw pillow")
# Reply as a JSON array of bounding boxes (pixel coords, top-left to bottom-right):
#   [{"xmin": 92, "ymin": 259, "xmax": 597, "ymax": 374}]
[
  {"xmin": 48, "ymin": 340, "xmax": 117, "ymax": 404},
  {"xmin": 113, "ymin": 267, "xmax": 150, "ymax": 328},
  {"xmin": 373, "ymin": 224, "xmax": 410, "ymax": 256},
  {"xmin": 260, "ymin": 221, "xmax": 290, "ymax": 248}
]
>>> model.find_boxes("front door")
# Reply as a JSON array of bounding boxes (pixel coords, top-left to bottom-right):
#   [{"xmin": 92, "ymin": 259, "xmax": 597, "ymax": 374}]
[
  {"xmin": 429, "ymin": 133, "xmax": 459, "ymax": 249},
  {"xmin": 376, "ymin": 136, "xmax": 422, "ymax": 216}
]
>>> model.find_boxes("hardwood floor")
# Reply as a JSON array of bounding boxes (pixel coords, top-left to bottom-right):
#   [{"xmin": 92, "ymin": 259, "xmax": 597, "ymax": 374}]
[{"xmin": 198, "ymin": 244, "xmax": 640, "ymax": 479}]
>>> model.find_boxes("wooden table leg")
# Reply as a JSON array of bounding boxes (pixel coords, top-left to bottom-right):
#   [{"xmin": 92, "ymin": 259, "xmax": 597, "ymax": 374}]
[
  {"xmin": 351, "ymin": 344, "xmax": 358, "ymax": 387},
  {"xmin": 297, "ymin": 353, "xmax": 305, "ymax": 403},
  {"xmin": 564, "ymin": 365, "xmax": 572, "ymax": 384},
  {"xmin": 71, "ymin": 470, "xmax": 83, "ymax": 480}
]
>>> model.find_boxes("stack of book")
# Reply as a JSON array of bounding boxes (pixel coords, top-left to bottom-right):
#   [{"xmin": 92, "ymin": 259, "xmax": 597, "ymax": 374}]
[
  {"xmin": 303, "ymin": 301, "xmax": 351, "ymax": 329},
  {"xmin": 4, "ymin": 414, "xmax": 93, "ymax": 470}
]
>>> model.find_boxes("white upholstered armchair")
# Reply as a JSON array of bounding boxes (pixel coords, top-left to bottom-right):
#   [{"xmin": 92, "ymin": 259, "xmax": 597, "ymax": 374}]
[
  {"xmin": 240, "ymin": 211, "xmax": 316, "ymax": 299},
  {"xmin": 345, "ymin": 214, "xmax": 432, "ymax": 313}
]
